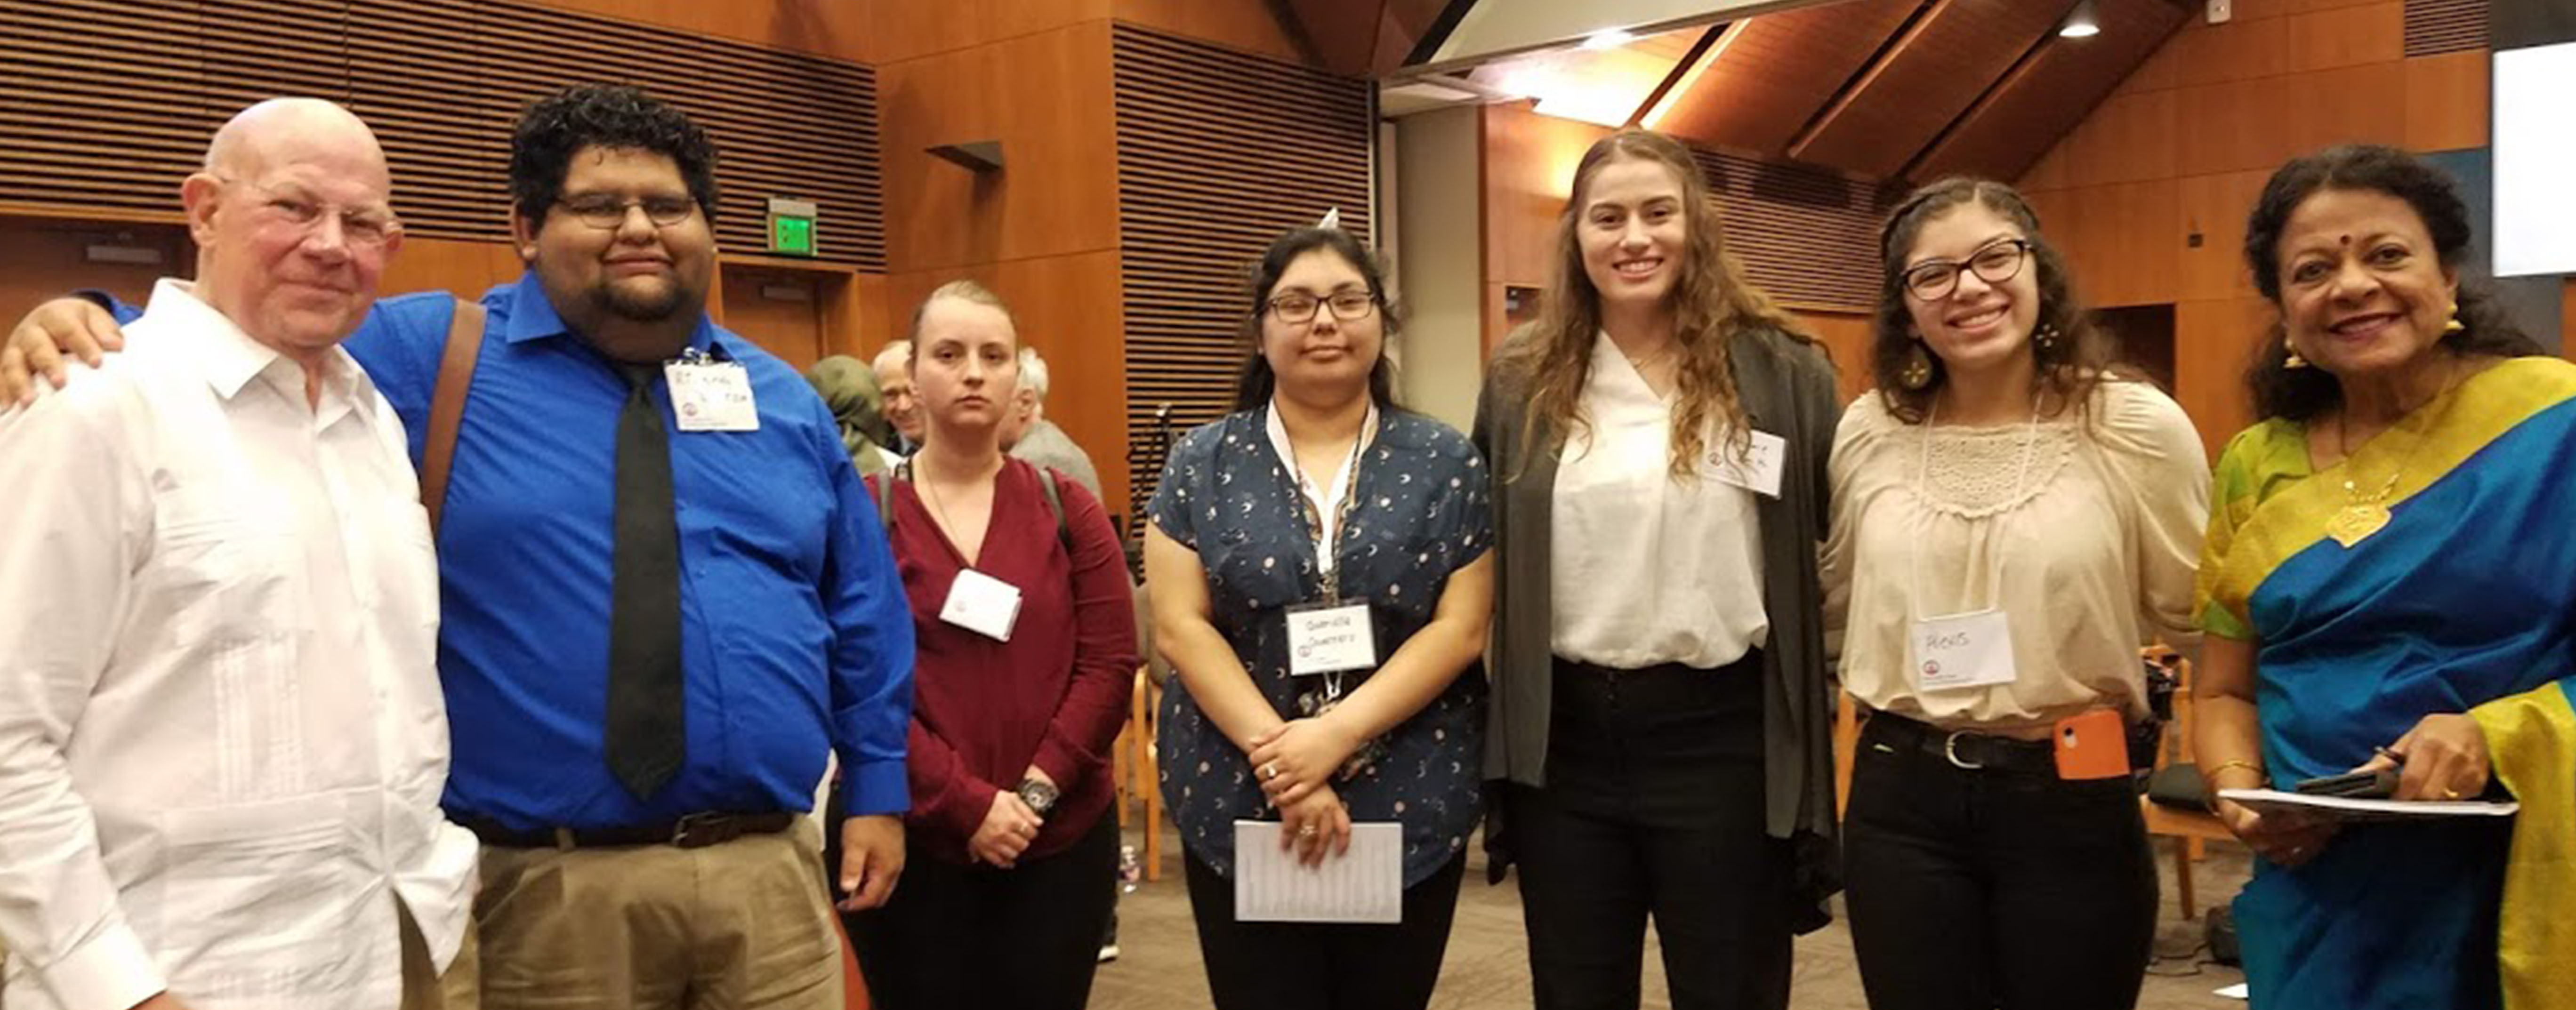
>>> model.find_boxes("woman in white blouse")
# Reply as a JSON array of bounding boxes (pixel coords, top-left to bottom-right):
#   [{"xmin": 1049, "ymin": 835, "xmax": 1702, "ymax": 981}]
[
  {"xmin": 1476, "ymin": 128, "xmax": 1843, "ymax": 1010},
  {"xmin": 1823, "ymin": 176, "xmax": 2210, "ymax": 1010}
]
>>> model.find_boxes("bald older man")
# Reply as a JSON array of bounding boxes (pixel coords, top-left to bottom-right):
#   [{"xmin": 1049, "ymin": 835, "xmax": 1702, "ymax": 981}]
[
  {"xmin": 870, "ymin": 340, "xmax": 923, "ymax": 453},
  {"xmin": 0, "ymin": 100, "xmax": 478, "ymax": 1010}
]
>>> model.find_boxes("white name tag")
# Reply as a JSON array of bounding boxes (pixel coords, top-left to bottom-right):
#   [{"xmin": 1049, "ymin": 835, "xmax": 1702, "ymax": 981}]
[
  {"xmin": 940, "ymin": 568, "xmax": 1023, "ymax": 641},
  {"xmin": 664, "ymin": 360, "xmax": 760, "ymax": 432},
  {"xmin": 1708, "ymin": 430, "xmax": 1787, "ymax": 498},
  {"xmin": 1910, "ymin": 608, "xmax": 2018, "ymax": 691},
  {"xmin": 1286, "ymin": 602, "xmax": 1376, "ymax": 677}
]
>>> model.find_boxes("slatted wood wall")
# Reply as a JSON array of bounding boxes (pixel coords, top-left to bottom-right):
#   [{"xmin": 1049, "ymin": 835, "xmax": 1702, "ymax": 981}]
[
  {"xmin": 1114, "ymin": 24, "xmax": 1374, "ymax": 530},
  {"xmin": 1, "ymin": 0, "xmax": 883, "ymax": 268},
  {"xmin": 1691, "ymin": 147, "xmax": 1900, "ymax": 311},
  {"xmin": 2405, "ymin": 0, "xmax": 2488, "ymax": 57}
]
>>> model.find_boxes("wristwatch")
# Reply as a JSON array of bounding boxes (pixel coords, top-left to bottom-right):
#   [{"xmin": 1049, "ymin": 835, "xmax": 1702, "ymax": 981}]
[{"xmin": 1016, "ymin": 778, "xmax": 1060, "ymax": 818}]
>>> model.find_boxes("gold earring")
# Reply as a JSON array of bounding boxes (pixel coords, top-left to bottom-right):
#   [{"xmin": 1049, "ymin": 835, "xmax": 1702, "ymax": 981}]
[
  {"xmin": 2444, "ymin": 300, "xmax": 2464, "ymax": 334},
  {"xmin": 2035, "ymin": 324, "xmax": 2061, "ymax": 353},
  {"xmin": 1900, "ymin": 342, "xmax": 1935, "ymax": 390},
  {"xmin": 2284, "ymin": 335, "xmax": 2309, "ymax": 369}
]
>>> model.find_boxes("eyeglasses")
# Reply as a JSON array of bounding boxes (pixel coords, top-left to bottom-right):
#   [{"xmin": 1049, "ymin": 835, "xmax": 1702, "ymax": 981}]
[
  {"xmin": 215, "ymin": 176, "xmax": 401, "ymax": 250},
  {"xmin": 1265, "ymin": 290, "xmax": 1377, "ymax": 324},
  {"xmin": 555, "ymin": 194, "xmax": 700, "ymax": 230},
  {"xmin": 1901, "ymin": 239, "xmax": 2031, "ymax": 301}
]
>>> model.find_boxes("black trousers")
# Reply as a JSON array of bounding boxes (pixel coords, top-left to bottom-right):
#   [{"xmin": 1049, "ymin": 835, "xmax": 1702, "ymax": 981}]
[
  {"xmin": 1508, "ymin": 656, "xmax": 1793, "ymax": 1010},
  {"xmin": 845, "ymin": 813, "xmax": 1120, "ymax": 1010},
  {"xmin": 1842, "ymin": 714, "xmax": 2158, "ymax": 1010},
  {"xmin": 1184, "ymin": 848, "xmax": 1467, "ymax": 1010}
]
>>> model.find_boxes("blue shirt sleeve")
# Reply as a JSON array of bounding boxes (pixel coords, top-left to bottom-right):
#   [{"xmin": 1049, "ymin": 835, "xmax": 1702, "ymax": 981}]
[
  {"xmin": 79, "ymin": 290, "xmax": 141, "ymax": 326},
  {"xmin": 1148, "ymin": 422, "xmax": 1220, "ymax": 549},
  {"xmin": 811, "ymin": 393, "xmax": 917, "ymax": 818}
]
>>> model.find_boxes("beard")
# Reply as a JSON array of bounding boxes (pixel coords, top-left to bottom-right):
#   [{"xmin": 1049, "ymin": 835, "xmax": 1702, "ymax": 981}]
[{"xmin": 593, "ymin": 273, "xmax": 698, "ymax": 322}]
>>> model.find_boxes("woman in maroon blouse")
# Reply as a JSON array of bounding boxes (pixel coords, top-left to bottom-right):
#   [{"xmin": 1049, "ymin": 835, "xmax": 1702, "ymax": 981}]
[{"xmin": 842, "ymin": 279, "xmax": 1140, "ymax": 1010}]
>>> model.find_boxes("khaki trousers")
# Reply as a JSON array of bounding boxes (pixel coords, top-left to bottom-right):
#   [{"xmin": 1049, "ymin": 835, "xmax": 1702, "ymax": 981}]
[
  {"xmin": 472, "ymin": 829, "xmax": 840, "ymax": 1010},
  {"xmin": 402, "ymin": 899, "xmax": 483, "ymax": 1010}
]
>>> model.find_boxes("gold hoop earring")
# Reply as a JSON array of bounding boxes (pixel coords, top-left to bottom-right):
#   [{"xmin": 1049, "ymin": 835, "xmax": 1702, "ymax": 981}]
[
  {"xmin": 1900, "ymin": 342, "xmax": 1936, "ymax": 390},
  {"xmin": 2284, "ymin": 334, "xmax": 2309, "ymax": 369},
  {"xmin": 2444, "ymin": 300, "xmax": 2464, "ymax": 334}
]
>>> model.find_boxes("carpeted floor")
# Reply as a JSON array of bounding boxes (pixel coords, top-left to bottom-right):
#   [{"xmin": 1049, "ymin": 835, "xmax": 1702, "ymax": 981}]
[{"xmin": 1087, "ymin": 827, "xmax": 2253, "ymax": 1009}]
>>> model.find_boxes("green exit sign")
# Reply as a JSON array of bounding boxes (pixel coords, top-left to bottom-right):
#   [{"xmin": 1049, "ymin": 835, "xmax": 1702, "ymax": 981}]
[{"xmin": 767, "ymin": 198, "xmax": 818, "ymax": 257}]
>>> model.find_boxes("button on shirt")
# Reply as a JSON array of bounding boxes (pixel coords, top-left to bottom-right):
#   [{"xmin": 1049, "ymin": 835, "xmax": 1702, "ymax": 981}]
[
  {"xmin": 105, "ymin": 274, "xmax": 918, "ymax": 830},
  {"xmin": 0, "ymin": 280, "xmax": 478, "ymax": 1010}
]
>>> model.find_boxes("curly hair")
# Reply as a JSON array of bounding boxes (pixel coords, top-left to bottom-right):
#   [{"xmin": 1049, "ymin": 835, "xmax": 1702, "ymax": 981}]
[
  {"xmin": 509, "ymin": 83, "xmax": 722, "ymax": 225},
  {"xmin": 1234, "ymin": 226, "xmax": 1401, "ymax": 411},
  {"xmin": 2241, "ymin": 144, "xmax": 2540, "ymax": 422},
  {"xmin": 1487, "ymin": 128, "xmax": 1812, "ymax": 481},
  {"xmin": 1870, "ymin": 177, "xmax": 2120, "ymax": 424}
]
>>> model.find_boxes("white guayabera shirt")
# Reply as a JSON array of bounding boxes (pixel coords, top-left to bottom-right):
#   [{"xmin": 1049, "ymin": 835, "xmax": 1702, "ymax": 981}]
[{"xmin": 0, "ymin": 280, "xmax": 477, "ymax": 1010}]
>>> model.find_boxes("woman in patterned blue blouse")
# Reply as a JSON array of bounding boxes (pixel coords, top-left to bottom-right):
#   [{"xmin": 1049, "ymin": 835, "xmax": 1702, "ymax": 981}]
[{"xmin": 1143, "ymin": 225, "xmax": 1496, "ymax": 1010}]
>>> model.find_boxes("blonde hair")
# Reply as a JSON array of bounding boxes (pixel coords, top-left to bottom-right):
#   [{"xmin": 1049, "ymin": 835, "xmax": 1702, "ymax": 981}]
[{"xmin": 1489, "ymin": 128, "xmax": 1812, "ymax": 480}]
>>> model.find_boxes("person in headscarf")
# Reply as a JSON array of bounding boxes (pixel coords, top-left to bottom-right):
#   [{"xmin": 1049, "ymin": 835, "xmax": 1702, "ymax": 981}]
[{"xmin": 809, "ymin": 354, "xmax": 902, "ymax": 476}]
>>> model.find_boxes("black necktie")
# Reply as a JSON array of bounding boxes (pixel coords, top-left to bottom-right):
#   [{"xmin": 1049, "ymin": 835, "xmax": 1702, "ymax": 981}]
[{"xmin": 605, "ymin": 362, "xmax": 685, "ymax": 798}]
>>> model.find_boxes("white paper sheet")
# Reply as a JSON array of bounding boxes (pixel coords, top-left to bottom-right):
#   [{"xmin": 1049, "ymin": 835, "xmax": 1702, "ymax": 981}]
[
  {"xmin": 2217, "ymin": 788, "xmax": 2520, "ymax": 822},
  {"xmin": 1233, "ymin": 820, "xmax": 1402, "ymax": 924},
  {"xmin": 2216, "ymin": 982, "xmax": 2250, "ymax": 1000}
]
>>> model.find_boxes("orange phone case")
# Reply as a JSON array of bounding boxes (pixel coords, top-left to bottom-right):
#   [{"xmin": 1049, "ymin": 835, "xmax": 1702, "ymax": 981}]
[{"xmin": 2053, "ymin": 708, "xmax": 2131, "ymax": 781}]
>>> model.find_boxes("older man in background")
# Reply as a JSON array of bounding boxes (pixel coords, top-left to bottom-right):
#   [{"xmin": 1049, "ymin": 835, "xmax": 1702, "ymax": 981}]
[
  {"xmin": 0, "ymin": 98, "xmax": 479, "ymax": 1010},
  {"xmin": 870, "ymin": 339, "xmax": 924, "ymax": 454}
]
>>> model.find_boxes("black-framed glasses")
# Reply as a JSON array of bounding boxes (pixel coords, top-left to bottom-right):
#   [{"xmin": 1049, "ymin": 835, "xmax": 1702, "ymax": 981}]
[
  {"xmin": 1265, "ymin": 290, "xmax": 1377, "ymax": 324},
  {"xmin": 556, "ymin": 194, "xmax": 699, "ymax": 230},
  {"xmin": 1901, "ymin": 239, "xmax": 2031, "ymax": 301}
]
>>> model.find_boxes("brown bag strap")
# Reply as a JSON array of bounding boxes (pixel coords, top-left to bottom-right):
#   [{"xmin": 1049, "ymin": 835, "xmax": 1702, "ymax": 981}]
[{"xmin": 422, "ymin": 299, "xmax": 489, "ymax": 534}]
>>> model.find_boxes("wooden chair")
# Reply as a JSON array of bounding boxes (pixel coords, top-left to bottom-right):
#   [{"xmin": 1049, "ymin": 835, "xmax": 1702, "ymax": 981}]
[
  {"xmin": 2139, "ymin": 645, "xmax": 2236, "ymax": 919},
  {"xmin": 1112, "ymin": 666, "xmax": 1165, "ymax": 882}
]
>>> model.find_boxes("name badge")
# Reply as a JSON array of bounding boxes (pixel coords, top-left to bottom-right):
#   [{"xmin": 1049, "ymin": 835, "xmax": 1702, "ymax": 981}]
[
  {"xmin": 1286, "ymin": 601, "xmax": 1376, "ymax": 677},
  {"xmin": 940, "ymin": 568, "xmax": 1023, "ymax": 641},
  {"xmin": 664, "ymin": 360, "xmax": 760, "ymax": 432},
  {"xmin": 1708, "ymin": 430, "xmax": 1787, "ymax": 498},
  {"xmin": 1910, "ymin": 608, "xmax": 2017, "ymax": 691}
]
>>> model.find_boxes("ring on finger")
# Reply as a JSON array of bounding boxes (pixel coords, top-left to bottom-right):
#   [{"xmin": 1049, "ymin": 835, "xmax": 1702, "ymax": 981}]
[
  {"xmin": 1260, "ymin": 762, "xmax": 1280, "ymax": 781},
  {"xmin": 1298, "ymin": 823, "xmax": 1318, "ymax": 838}
]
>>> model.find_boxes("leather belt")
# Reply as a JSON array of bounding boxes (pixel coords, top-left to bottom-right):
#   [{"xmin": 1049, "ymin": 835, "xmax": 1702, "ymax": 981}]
[
  {"xmin": 1863, "ymin": 711, "xmax": 2060, "ymax": 777},
  {"xmin": 461, "ymin": 811, "xmax": 799, "ymax": 850}
]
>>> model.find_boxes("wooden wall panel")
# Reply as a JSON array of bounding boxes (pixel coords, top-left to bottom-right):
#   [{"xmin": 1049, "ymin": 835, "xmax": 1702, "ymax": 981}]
[
  {"xmin": 1480, "ymin": 104, "xmax": 1610, "ymax": 292},
  {"xmin": 822, "ymin": 273, "xmax": 894, "ymax": 361},
  {"xmin": 379, "ymin": 237, "xmax": 525, "ymax": 299},
  {"xmin": 880, "ymin": 21, "xmax": 1120, "ymax": 272},
  {"xmin": 1910, "ymin": 0, "xmax": 2189, "ymax": 184},
  {"xmin": 521, "ymin": 0, "xmax": 874, "ymax": 63},
  {"xmin": 2056, "ymin": 89, "xmax": 2182, "ymax": 189},
  {"xmin": 1791, "ymin": 0, "xmax": 2068, "ymax": 179},
  {"xmin": 721, "ymin": 267, "xmax": 829, "ymax": 372},
  {"xmin": 1115, "ymin": 0, "xmax": 1300, "ymax": 63},
  {"xmin": 2405, "ymin": 49, "xmax": 2490, "ymax": 152},
  {"xmin": 2405, "ymin": 0, "xmax": 2488, "ymax": 56},
  {"xmin": 2289, "ymin": 2, "xmax": 2405, "ymax": 71},
  {"xmin": 866, "ymin": 0, "xmax": 1110, "ymax": 66},
  {"xmin": 1114, "ymin": 24, "xmax": 1370, "ymax": 532},
  {"xmin": 2176, "ymin": 169, "xmax": 2273, "ymax": 302},
  {"xmin": 1790, "ymin": 309, "xmax": 1874, "ymax": 404},
  {"xmin": 1650, "ymin": 1, "xmax": 1919, "ymax": 158},
  {"xmin": 0, "ymin": 217, "xmax": 187, "ymax": 338},
  {"xmin": 2174, "ymin": 297, "xmax": 2270, "ymax": 458},
  {"xmin": 0, "ymin": 0, "xmax": 886, "ymax": 271}
]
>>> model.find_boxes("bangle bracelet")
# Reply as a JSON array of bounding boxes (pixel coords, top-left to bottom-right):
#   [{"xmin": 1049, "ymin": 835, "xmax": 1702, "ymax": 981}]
[{"xmin": 2205, "ymin": 759, "xmax": 2264, "ymax": 785}]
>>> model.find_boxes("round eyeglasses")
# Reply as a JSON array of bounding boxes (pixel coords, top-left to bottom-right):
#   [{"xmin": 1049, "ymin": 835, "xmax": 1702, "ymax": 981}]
[{"xmin": 1901, "ymin": 239, "xmax": 2031, "ymax": 301}]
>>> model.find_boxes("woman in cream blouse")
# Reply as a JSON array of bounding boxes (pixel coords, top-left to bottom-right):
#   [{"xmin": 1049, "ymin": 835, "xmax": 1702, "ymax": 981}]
[{"xmin": 1823, "ymin": 177, "xmax": 2209, "ymax": 1010}]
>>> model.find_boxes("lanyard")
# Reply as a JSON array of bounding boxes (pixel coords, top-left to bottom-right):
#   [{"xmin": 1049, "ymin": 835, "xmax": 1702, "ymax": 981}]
[
  {"xmin": 1266, "ymin": 401, "xmax": 1374, "ymax": 603},
  {"xmin": 1904, "ymin": 397, "xmax": 2041, "ymax": 621}
]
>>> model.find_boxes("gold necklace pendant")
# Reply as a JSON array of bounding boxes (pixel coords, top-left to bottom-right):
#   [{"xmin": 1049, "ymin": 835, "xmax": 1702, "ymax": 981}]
[{"xmin": 2326, "ymin": 501, "xmax": 2391, "ymax": 547}]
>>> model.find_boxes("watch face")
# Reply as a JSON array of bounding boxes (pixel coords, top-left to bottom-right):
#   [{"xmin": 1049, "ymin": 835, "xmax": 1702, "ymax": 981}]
[{"xmin": 1019, "ymin": 780, "xmax": 1060, "ymax": 814}]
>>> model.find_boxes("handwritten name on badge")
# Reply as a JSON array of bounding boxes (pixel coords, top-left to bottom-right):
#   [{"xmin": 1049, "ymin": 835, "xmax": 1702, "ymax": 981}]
[
  {"xmin": 1707, "ymin": 430, "xmax": 1786, "ymax": 498},
  {"xmin": 1911, "ymin": 609, "xmax": 2017, "ymax": 691},
  {"xmin": 1287, "ymin": 602, "xmax": 1375, "ymax": 677}
]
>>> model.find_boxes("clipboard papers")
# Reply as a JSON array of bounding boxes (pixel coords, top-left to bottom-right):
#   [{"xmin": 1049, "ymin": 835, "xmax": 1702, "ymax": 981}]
[
  {"xmin": 2217, "ymin": 788, "xmax": 2520, "ymax": 822},
  {"xmin": 1232, "ymin": 820, "xmax": 1403, "ymax": 924}
]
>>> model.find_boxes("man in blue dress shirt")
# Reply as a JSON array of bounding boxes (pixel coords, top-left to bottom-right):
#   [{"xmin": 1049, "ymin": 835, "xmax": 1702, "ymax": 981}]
[{"xmin": 0, "ymin": 85, "xmax": 915, "ymax": 1010}]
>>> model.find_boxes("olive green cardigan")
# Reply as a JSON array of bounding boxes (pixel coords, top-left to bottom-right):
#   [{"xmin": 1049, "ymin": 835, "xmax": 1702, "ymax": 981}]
[{"xmin": 1472, "ymin": 324, "xmax": 1845, "ymax": 930}]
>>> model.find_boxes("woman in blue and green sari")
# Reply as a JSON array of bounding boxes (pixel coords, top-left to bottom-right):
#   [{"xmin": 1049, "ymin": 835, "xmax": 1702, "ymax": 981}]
[{"xmin": 2193, "ymin": 144, "xmax": 2576, "ymax": 1010}]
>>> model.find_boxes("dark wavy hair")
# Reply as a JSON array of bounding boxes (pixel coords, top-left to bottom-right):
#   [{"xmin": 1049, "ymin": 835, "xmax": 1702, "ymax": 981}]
[
  {"xmin": 1233, "ymin": 227, "xmax": 1400, "ymax": 411},
  {"xmin": 1871, "ymin": 177, "xmax": 2120, "ymax": 424},
  {"xmin": 2241, "ymin": 144, "xmax": 2540, "ymax": 421},
  {"xmin": 509, "ymin": 84, "xmax": 722, "ymax": 225}
]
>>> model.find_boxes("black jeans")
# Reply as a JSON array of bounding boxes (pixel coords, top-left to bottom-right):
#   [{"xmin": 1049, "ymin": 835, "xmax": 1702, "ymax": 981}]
[
  {"xmin": 1508, "ymin": 656, "xmax": 1793, "ymax": 1010},
  {"xmin": 1184, "ymin": 849, "xmax": 1467, "ymax": 1010},
  {"xmin": 1842, "ymin": 714, "xmax": 2158, "ymax": 1010},
  {"xmin": 845, "ymin": 813, "xmax": 1120, "ymax": 1010}
]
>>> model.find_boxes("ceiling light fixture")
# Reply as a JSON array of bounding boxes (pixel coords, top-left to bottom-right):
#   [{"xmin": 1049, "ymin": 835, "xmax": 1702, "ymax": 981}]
[
  {"xmin": 1581, "ymin": 28, "xmax": 1636, "ymax": 50},
  {"xmin": 2060, "ymin": 0, "xmax": 2101, "ymax": 38}
]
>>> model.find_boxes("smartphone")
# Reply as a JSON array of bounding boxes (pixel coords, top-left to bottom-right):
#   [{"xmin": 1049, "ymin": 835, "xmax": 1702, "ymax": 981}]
[{"xmin": 2293, "ymin": 768, "xmax": 2399, "ymax": 799}]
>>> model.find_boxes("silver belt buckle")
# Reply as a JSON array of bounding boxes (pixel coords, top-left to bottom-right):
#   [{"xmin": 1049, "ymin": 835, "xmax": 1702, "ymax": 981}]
[{"xmin": 1943, "ymin": 731, "xmax": 1984, "ymax": 770}]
